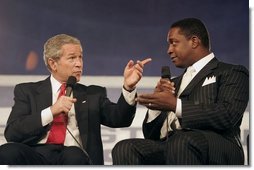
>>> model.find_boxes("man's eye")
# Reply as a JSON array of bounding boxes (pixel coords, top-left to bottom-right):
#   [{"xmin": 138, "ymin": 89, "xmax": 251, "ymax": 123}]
[{"xmin": 171, "ymin": 41, "xmax": 177, "ymax": 46}]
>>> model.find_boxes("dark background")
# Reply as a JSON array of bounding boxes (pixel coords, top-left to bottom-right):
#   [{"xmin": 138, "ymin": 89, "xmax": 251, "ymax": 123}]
[{"xmin": 0, "ymin": 0, "xmax": 249, "ymax": 77}]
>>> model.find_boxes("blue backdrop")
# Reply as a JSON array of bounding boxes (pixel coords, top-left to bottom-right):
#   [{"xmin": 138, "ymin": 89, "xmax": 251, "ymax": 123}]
[{"xmin": 0, "ymin": 0, "xmax": 249, "ymax": 77}]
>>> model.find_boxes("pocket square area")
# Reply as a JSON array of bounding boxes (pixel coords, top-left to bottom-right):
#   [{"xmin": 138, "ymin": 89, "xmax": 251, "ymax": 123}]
[{"xmin": 202, "ymin": 76, "xmax": 216, "ymax": 86}]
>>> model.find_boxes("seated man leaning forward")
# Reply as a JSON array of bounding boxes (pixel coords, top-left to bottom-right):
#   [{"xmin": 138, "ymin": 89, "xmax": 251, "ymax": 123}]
[{"xmin": 0, "ymin": 34, "xmax": 151, "ymax": 165}]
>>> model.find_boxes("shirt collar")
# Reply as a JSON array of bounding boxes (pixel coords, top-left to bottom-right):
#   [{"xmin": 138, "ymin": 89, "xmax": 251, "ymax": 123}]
[
  {"xmin": 50, "ymin": 75, "xmax": 62, "ymax": 94},
  {"xmin": 192, "ymin": 52, "xmax": 215, "ymax": 73}
]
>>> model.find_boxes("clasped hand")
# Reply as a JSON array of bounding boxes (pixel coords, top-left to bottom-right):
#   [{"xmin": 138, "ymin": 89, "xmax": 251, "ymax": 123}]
[
  {"xmin": 50, "ymin": 96, "xmax": 77, "ymax": 117},
  {"xmin": 136, "ymin": 79, "xmax": 177, "ymax": 111}
]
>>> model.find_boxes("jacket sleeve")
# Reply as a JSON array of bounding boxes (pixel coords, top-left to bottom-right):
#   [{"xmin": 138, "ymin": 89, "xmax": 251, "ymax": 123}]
[
  {"xmin": 4, "ymin": 84, "xmax": 49, "ymax": 144},
  {"xmin": 87, "ymin": 85, "xmax": 136, "ymax": 128}
]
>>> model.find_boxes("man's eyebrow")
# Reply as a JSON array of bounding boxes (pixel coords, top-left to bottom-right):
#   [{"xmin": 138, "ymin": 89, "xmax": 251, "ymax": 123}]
[{"xmin": 67, "ymin": 52, "xmax": 77, "ymax": 56}]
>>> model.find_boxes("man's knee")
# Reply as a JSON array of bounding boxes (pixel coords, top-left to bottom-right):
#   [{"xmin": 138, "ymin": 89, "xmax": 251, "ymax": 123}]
[
  {"xmin": 0, "ymin": 143, "xmax": 29, "ymax": 164},
  {"xmin": 112, "ymin": 139, "xmax": 133, "ymax": 157},
  {"xmin": 60, "ymin": 146, "xmax": 92, "ymax": 165}
]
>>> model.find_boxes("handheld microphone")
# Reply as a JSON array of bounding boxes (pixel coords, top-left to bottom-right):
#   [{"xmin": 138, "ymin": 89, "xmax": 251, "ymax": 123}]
[
  {"xmin": 65, "ymin": 76, "xmax": 77, "ymax": 96},
  {"xmin": 64, "ymin": 76, "xmax": 85, "ymax": 151},
  {"xmin": 161, "ymin": 66, "xmax": 171, "ymax": 80},
  {"xmin": 161, "ymin": 66, "xmax": 175, "ymax": 142}
]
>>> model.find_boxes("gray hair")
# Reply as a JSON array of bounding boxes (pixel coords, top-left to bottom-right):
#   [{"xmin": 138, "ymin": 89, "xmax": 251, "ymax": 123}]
[{"xmin": 43, "ymin": 34, "xmax": 82, "ymax": 71}]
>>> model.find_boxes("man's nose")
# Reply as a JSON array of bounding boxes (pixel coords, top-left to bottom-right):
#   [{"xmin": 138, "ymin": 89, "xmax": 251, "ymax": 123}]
[
  {"xmin": 75, "ymin": 58, "xmax": 82, "ymax": 67},
  {"xmin": 167, "ymin": 46, "xmax": 173, "ymax": 55}
]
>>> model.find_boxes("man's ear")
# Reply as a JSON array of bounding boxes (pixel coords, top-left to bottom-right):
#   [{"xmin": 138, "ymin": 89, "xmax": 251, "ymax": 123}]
[
  {"xmin": 191, "ymin": 36, "xmax": 200, "ymax": 49},
  {"xmin": 48, "ymin": 58, "xmax": 57, "ymax": 71}
]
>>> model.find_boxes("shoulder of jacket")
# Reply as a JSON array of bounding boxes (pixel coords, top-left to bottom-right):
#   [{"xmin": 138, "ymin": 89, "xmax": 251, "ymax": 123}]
[
  {"xmin": 217, "ymin": 62, "xmax": 249, "ymax": 73},
  {"xmin": 15, "ymin": 79, "xmax": 45, "ymax": 88},
  {"xmin": 76, "ymin": 83, "xmax": 106, "ymax": 94}
]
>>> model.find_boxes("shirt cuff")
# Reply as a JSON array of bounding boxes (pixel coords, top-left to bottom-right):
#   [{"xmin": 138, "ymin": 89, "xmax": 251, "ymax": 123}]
[
  {"xmin": 41, "ymin": 107, "xmax": 53, "ymax": 126},
  {"xmin": 175, "ymin": 98, "xmax": 182, "ymax": 118},
  {"xmin": 122, "ymin": 87, "xmax": 137, "ymax": 106}
]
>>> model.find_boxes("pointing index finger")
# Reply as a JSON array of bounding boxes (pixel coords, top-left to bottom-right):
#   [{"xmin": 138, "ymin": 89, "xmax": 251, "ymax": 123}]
[{"xmin": 140, "ymin": 58, "xmax": 152, "ymax": 65}]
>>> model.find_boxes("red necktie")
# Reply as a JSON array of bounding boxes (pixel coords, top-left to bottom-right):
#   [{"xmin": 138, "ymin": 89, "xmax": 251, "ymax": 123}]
[{"xmin": 46, "ymin": 83, "xmax": 68, "ymax": 144}]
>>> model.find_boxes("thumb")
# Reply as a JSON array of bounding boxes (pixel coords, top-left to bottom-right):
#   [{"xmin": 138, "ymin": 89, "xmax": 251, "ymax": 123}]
[
  {"xmin": 72, "ymin": 98, "xmax": 77, "ymax": 103},
  {"xmin": 126, "ymin": 60, "xmax": 134, "ymax": 69}
]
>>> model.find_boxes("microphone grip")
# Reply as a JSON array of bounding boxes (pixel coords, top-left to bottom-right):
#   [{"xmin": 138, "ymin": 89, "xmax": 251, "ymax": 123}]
[
  {"xmin": 65, "ymin": 87, "xmax": 73, "ymax": 97},
  {"xmin": 161, "ymin": 66, "xmax": 171, "ymax": 81},
  {"xmin": 161, "ymin": 76, "xmax": 170, "ymax": 81}
]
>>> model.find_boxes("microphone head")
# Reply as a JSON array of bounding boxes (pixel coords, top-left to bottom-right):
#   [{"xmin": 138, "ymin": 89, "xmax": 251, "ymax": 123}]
[
  {"xmin": 66, "ymin": 76, "xmax": 77, "ymax": 88},
  {"xmin": 161, "ymin": 66, "xmax": 171, "ymax": 80}
]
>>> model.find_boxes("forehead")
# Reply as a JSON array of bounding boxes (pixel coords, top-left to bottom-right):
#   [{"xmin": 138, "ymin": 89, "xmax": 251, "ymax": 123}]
[
  {"xmin": 167, "ymin": 27, "xmax": 183, "ymax": 41},
  {"xmin": 61, "ymin": 44, "xmax": 82, "ymax": 53}
]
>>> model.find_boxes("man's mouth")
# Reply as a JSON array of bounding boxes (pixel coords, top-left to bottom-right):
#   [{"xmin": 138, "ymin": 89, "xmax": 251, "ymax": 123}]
[
  {"xmin": 73, "ymin": 71, "xmax": 82, "ymax": 76},
  {"xmin": 171, "ymin": 56, "xmax": 177, "ymax": 61}
]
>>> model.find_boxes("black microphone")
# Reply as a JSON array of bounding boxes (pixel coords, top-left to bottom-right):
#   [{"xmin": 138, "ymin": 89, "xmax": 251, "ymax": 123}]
[
  {"xmin": 65, "ymin": 76, "xmax": 77, "ymax": 96},
  {"xmin": 161, "ymin": 66, "xmax": 171, "ymax": 80},
  {"xmin": 161, "ymin": 66, "xmax": 176, "ymax": 141},
  {"xmin": 64, "ymin": 76, "xmax": 86, "ymax": 152}
]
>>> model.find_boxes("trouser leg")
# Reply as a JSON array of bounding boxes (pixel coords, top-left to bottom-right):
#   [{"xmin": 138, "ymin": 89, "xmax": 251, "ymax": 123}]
[
  {"xmin": 112, "ymin": 138, "xmax": 165, "ymax": 165},
  {"xmin": 0, "ymin": 142, "xmax": 48, "ymax": 165},
  {"xmin": 165, "ymin": 130, "xmax": 209, "ymax": 165},
  {"xmin": 57, "ymin": 146, "xmax": 92, "ymax": 165}
]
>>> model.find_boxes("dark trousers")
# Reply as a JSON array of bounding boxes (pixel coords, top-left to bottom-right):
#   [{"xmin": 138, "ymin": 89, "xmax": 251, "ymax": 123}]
[
  {"xmin": 112, "ymin": 138, "xmax": 166, "ymax": 165},
  {"xmin": 112, "ymin": 130, "xmax": 244, "ymax": 165},
  {"xmin": 0, "ymin": 142, "xmax": 92, "ymax": 165}
]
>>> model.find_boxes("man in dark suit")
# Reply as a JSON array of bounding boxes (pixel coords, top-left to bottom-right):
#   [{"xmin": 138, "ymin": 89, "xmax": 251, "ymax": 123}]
[
  {"xmin": 0, "ymin": 34, "xmax": 151, "ymax": 165},
  {"xmin": 112, "ymin": 18, "xmax": 249, "ymax": 165}
]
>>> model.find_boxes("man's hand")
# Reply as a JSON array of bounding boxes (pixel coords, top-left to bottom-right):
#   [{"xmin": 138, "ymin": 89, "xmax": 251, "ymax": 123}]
[
  {"xmin": 136, "ymin": 79, "xmax": 177, "ymax": 111},
  {"xmin": 50, "ymin": 96, "xmax": 77, "ymax": 117},
  {"xmin": 123, "ymin": 58, "xmax": 152, "ymax": 91},
  {"xmin": 154, "ymin": 78, "xmax": 175, "ymax": 94}
]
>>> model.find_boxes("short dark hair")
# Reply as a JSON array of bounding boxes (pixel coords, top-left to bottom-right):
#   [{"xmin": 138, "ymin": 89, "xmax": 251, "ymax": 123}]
[{"xmin": 171, "ymin": 18, "xmax": 210, "ymax": 50}]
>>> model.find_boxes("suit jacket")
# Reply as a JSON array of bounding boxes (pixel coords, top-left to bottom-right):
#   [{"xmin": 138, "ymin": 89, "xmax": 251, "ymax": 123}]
[
  {"xmin": 4, "ymin": 76, "xmax": 136, "ymax": 165},
  {"xmin": 143, "ymin": 57, "xmax": 249, "ymax": 164}
]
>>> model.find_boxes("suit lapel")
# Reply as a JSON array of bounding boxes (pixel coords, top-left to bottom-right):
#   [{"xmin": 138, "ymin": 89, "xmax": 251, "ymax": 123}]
[
  {"xmin": 173, "ymin": 74, "xmax": 184, "ymax": 95},
  {"xmin": 35, "ymin": 77, "xmax": 52, "ymax": 113},
  {"xmin": 73, "ymin": 85, "xmax": 89, "ymax": 149},
  {"xmin": 179, "ymin": 58, "xmax": 219, "ymax": 97}
]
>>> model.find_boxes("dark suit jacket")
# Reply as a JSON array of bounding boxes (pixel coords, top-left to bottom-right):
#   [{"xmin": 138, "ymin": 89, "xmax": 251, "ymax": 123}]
[
  {"xmin": 143, "ymin": 57, "xmax": 249, "ymax": 164},
  {"xmin": 4, "ymin": 76, "xmax": 136, "ymax": 165}
]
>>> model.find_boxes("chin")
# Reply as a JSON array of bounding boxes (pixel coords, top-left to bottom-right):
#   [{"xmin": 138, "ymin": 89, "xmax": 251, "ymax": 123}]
[
  {"xmin": 174, "ymin": 63, "xmax": 184, "ymax": 68},
  {"xmin": 76, "ymin": 77, "xmax": 81, "ymax": 82},
  {"xmin": 74, "ymin": 75, "xmax": 81, "ymax": 82}
]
